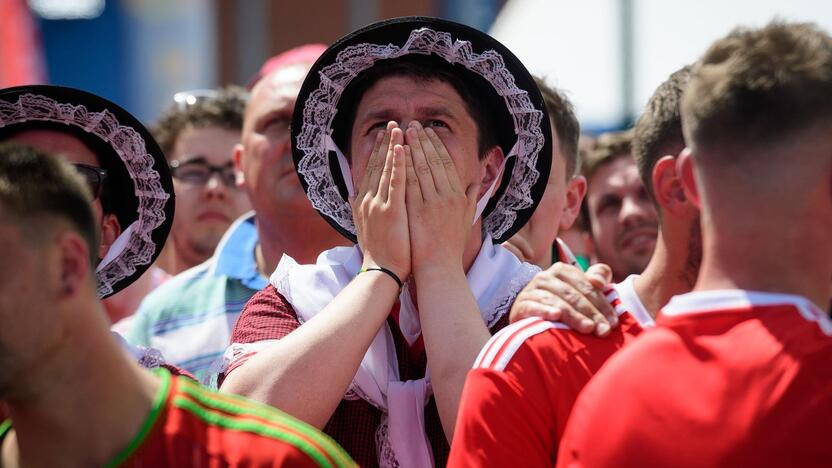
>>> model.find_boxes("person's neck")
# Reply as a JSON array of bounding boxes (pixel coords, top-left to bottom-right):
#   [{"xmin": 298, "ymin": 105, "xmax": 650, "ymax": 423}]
[
  {"xmin": 634, "ymin": 224, "xmax": 697, "ymax": 318},
  {"xmin": 2, "ymin": 301, "xmax": 159, "ymax": 467},
  {"xmin": 695, "ymin": 218, "xmax": 830, "ymax": 309},
  {"xmin": 255, "ymin": 211, "xmax": 348, "ymax": 274}
]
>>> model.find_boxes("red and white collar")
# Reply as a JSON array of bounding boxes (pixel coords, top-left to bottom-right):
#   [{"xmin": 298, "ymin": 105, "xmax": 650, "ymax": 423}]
[
  {"xmin": 612, "ymin": 274, "xmax": 655, "ymax": 328},
  {"xmin": 663, "ymin": 290, "xmax": 832, "ymax": 336}
]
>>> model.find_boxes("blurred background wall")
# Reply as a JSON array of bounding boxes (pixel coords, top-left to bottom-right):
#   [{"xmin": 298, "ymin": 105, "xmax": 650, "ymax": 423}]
[{"xmin": 3, "ymin": 0, "xmax": 830, "ymax": 131}]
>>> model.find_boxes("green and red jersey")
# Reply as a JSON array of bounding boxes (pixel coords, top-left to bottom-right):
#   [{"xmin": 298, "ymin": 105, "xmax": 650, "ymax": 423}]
[{"xmin": 0, "ymin": 369, "xmax": 355, "ymax": 467}]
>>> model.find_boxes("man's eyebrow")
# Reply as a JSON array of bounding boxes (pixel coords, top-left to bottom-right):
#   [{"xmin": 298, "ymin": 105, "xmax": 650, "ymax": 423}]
[{"xmin": 357, "ymin": 106, "xmax": 461, "ymax": 123}]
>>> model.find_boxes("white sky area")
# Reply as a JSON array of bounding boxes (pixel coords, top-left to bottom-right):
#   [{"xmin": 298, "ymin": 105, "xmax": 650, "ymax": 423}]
[{"xmin": 491, "ymin": 0, "xmax": 832, "ymax": 130}]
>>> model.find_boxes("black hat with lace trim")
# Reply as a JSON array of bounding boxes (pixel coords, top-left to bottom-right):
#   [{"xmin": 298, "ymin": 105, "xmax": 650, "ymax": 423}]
[
  {"xmin": 291, "ymin": 16, "xmax": 552, "ymax": 243},
  {"xmin": 0, "ymin": 85, "xmax": 174, "ymax": 299}
]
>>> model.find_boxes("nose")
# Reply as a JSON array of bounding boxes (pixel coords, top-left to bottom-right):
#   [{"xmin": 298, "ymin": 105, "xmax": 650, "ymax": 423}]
[
  {"xmin": 619, "ymin": 195, "xmax": 652, "ymax": 228},
  {"xmin": 204, "ymin": 172, "xmax": 228, "ymax": 199}
]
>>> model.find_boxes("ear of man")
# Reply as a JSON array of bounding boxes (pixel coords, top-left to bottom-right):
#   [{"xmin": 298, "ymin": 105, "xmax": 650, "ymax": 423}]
[
  {"xmin": 676, "ymin": 149, "xmax": 701, "ymax": 210},
  {"xmin": 559, "ymin": 175, "xmax": 587, "ymax": 231},
  {"xmin": 478, "ymin": 145, "xmax": 505, "ymax": 199},
  {"xmin": 232, "ymin": 143, "xmax": 246, "ymax": 187},
  {"xmin": 98, "ymin": 213, "xmax": 121, "ymax": 261},
  {"xmin": 57, "ymin": 229, "xmax": 93, "ymax": 299}
]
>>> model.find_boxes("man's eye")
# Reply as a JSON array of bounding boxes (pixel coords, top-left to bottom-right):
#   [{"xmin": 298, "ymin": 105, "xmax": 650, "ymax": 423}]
[
  {"xmin": 426, "ymin": 120, "xmax": 448, "ymax": 129},
  {"xmin": 368, "ymin": 121, "xmax": 387, "ymax": 132}
]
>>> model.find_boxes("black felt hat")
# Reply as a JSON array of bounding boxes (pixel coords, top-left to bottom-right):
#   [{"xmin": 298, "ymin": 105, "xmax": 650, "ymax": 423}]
[
  {"xmin": 291, "ymin": 16, "xmax": 552, "ymax": 243},
  {"xmin": 0, "ymin": 85, "xmax": 174, "ymax": 299}
]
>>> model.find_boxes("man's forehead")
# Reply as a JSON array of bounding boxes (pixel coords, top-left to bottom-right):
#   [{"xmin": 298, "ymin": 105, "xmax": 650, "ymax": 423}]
[{"xmin": 354, "ymin": 75, "xmax": 466, "ymax": 117}]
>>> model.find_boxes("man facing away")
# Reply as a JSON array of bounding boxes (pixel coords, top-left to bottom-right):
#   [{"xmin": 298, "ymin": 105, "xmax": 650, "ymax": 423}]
[
  {"xmin": 126, "ymin": 45, "xmax": 349, "ymax": 381},
  {"xmin": 219, "ymin": 17, "xmax": 555, "ymax": 467},
  {"xmin": 559, "ymin": 21, "xmax": 832, "ymax": 467},
  {"xmin": 449, "ymin": 66, "xmax": 697, "ymax": 466},
  {"xmin": 0, "ymin": 144, "xmax": 354, "ymax": 467}
]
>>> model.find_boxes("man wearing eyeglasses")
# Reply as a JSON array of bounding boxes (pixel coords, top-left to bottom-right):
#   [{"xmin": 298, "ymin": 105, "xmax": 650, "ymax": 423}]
[{"xmin": 152, "ymin": 86, "xmax": 251, "ymax": 276}]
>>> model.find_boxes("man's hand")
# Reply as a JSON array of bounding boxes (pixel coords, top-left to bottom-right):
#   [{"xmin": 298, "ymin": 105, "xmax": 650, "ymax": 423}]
[
  {"xmin": 351, "ymin": 122, "xmax": 411, "ymax": 281},
  {"xmin": 403, "ymin": 121, "xmax": 479, "ymax": 276},
  {"xmin": 510, "ymin": 262, "xmax": 618, "ymax": 337}
]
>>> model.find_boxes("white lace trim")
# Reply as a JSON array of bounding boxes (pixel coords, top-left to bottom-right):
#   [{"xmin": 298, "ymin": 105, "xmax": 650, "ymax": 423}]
[
  {"xmin": 0, "ymin": 93, "xmax": 170, "ymax": 298},
  {"xmin": 296, "ymin": 26, "xmax": 545, "ymax": 241},
  {"xmin": 483, "ymin": 261, "xmax": 539, "ymax": 328}
]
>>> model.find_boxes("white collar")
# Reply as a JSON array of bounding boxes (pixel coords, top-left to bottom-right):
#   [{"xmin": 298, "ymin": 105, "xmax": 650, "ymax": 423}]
[
  {"xmin": 663, "ymin": 289, "xmax": 832, "ymax": 336},
  {"xmin": 612, "ymin": 274, "xmax": 655, "ymax": 327}
]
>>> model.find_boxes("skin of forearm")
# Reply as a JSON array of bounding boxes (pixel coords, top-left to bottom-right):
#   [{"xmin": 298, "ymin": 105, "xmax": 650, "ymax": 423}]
[
  {"xmin": 220, "ymin": 273, "xmax": 399, "ymax": 428},
  {"xmin": 415, "ymin": 265, "xmax": 491, "ymax": 442}
]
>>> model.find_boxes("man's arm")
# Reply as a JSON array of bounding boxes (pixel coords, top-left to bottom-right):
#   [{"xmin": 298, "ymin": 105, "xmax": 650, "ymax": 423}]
[{"xmin": 221, "ymin": 123, "xmax": 411, "ymax": 428}]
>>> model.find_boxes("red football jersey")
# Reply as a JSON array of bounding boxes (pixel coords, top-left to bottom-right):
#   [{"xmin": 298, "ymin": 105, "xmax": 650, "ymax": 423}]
[
  {"xmin": 558, "ymin": 290, "xmax": 832, "ymax": 468},
  {"xmin": 448, "ymin": 277, "xmax": 654, "ymax": 467}
]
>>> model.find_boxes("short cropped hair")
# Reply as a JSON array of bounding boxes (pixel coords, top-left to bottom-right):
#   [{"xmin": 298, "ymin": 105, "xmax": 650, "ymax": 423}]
[
  {"xmin": 534, "ymin": 77, "xmax": 581, "ymax": 179},
  {"xmin": 153, "ymin": 86, "xmax": 248, "ymax": 160},
  {"xmin": 633, "ymin": 66, "xmax": 692, "ymax": 201},
  {"xmin": 582, "ymin": 130, "xmax": 634, "ymax": 182},
  {"xmin": 682, "ymin": 21, "xmax": 832, "ymax": 156},
  {"xmin": 0, "ymin": 143, "xmax": 99, "ymax": 267}
]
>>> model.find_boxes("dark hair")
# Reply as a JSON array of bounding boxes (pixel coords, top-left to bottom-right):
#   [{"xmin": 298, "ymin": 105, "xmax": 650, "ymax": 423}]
[
  {"xmin": 582, "ymin": 130, "xmax": 634, "ymax": 182},
  {"xmin": 0, "ymin": 143, "xmax": 99, "ymax": 267},
  {"xmin": 633, "ymin": 66, "xmax": 691, "ymax": 201},
  {"xmin": 152, "ymin": 85, "xmax": 248, "ymax": 160},
  {"xmin": 683, "ymin": 21, "xmax": 832, "ymax": 155},
  {"xmin": 534, "ymin": 77, "xmax": 581, "ymax": 179},
  {"xmin": 331, "ymin": 55, "xmax": 510, "ymax": 160}
]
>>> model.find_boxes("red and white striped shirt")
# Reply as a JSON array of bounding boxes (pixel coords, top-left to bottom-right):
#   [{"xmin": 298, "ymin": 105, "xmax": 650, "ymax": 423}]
[
  {"xmin": 448, "ymin": 275, "xmax": 653, "ymax": 467},
  {"xmin": 558, "ymin": 290, "xmax": 832, "ymax": 468}
]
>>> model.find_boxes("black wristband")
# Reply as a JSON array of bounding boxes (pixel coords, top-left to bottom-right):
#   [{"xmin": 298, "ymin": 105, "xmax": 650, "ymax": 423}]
[{"xmin": 359, "ymin": 266, "xmax": 404, "ymax": 289}]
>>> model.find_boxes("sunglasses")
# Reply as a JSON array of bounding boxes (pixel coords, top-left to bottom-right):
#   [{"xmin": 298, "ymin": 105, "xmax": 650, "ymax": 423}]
[
  {"xmin": 170, "ymin": 158, "xmax": 237, "ymax": 188},
  {"xmin": 172, "ymin": 89, "xmax": 220, "ymax": 111},
  {"xmin": 72, "ymin": 163, "xmax": 108, "ymax": 200}
]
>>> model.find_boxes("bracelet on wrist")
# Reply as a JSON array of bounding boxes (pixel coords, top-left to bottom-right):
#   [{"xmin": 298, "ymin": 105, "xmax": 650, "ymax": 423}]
[{"xmin": 359, "ymin": 266, "xmax": 404, "ymax": 289}]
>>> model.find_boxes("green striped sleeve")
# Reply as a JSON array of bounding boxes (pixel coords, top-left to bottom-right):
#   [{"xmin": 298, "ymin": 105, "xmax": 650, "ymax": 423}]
[{"xmin": 176, "ymin": 378, "xmax": 354, "ymax": 467}]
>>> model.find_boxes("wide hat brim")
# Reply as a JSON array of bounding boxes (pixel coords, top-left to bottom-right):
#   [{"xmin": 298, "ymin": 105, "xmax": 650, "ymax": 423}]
[
  {"xmin": 0, "ymin": 85, "xmax": 174, "ymax": 299},
  {"xmin": 291, "ymin": 16, "xmax": 552, "ymax": 244}
]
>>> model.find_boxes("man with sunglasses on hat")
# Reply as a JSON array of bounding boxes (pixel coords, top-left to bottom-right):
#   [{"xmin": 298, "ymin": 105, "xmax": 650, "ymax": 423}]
[
  {"xmin": 218, "ymin": 17, "xmax": 555, "ymax": 467},
  {"xmin": 0, "ymin": 144, "xmax": 355, "ymax": 467},
  {"xmin": 0, "ymin": 84, "xmax": 185, "ymax": 375},
  {"xmin": 125, "ymin": 45, "xmax": 350, "ymax": 382}
]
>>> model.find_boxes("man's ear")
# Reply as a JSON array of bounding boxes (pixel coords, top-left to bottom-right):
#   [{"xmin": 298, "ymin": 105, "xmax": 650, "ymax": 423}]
[
  {"xmin": 57, "ymin": 230, "xmax": 91, "ymax": 299},
  {"xmin": 479, "ymin": 145, "xmax": 505, "ymax": 199},
  {"xmin": 676, "ymin": 148, "xmax": 701, "ymax": 209},
  {"xmin": 99, "ymin": 214, "xmax": 121, "ymax": 260},
  {"xmin": 559, "ymin": 175, "xmax": 587, "ymax": 231},
  {"xmin": 652, "ymin": 155, "xmax": 692, "ymax": 216},
  {"xmin": 232, "ymin": 143, "xmax": 246, "ymax": 187}
]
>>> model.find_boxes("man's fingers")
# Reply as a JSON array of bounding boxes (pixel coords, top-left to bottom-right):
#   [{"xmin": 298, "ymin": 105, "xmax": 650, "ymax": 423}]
[
  {"xmin": 425, "ymin": 126, "xmax": 463, "ymax": 193},
  {"xmin": 585, "ymin": 263, "xmax": 613, "ymax": 289},
  {"xmin": 405, "ymin": 123, "xmax": 436, "ymax": 200},
  {"xmin": 377, "ymin": 142, "xmax": 398, "ymax": 203},
  {"xmin": 535, "ymin": 273, "xmax": 613, "ymax": 336},
  {"xmin": 386, "ymin": 144, "xmax": 406, "ymax": 205},
  {"xmin": 404, "ymin": 145, "xmax": 422, "ymax": 206},
  {"xmin": 357, "ymin": 129, "xmax": 385, "ymax": 198},
  {"xmin": 510, "ymin": 297, "xmax": 563, "ymax": 323},
  {"xmin": 367, "ymin": 123, "xmax": 397, "ymax": 196},
  {"xmin": 549, "ymin": 263, "xmax": 618, "ymax": 329},
  {"xmin": 415, "ymin": 123, "xmax": 451, "ymax": 195}
]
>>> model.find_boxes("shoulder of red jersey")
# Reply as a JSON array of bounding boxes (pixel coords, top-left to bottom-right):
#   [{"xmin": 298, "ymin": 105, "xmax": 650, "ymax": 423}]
[
  {"xmin": 473, "ymin": 317, "xmax": 569, "ymax": 371},
  {"xmin": 473, "ymin": 284, "xmax": 637, "ymax": 373}
]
